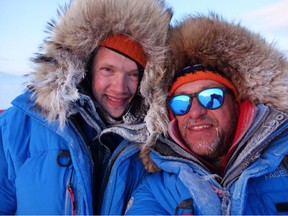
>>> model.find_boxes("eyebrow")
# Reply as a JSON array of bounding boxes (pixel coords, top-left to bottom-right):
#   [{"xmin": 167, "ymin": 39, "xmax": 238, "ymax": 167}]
[
  {"xmin": 128, "ymin": 69, "xmax": 140, "ymax": 73},
  {"xmin": 97, "ymin": 62, "xmax": 140, "ymax": 73},
  {"xmin": 174, "ymin": 85, "xmax": 224, "ymax": 95}
]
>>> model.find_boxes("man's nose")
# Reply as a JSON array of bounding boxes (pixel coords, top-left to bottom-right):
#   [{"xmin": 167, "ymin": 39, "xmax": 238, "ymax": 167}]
[
  {"xmin": 186, "ymin": 98, "xmax": 207, "ymax": 119},
  {"xmin": 112, "ymin": 74, "xmax": 127, "ymax": 92}
]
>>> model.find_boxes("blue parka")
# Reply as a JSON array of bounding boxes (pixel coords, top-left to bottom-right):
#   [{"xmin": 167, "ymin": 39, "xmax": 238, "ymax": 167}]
[
  {"xmin": 0, "ymin": 0, "xmax": 172, "ymax": 214},
  {"xmin": 126, "ymin": 104, "xmax": 288, "ymax": 215},
  {"xmin": 125, "ymin": 14, "xmax": 288, "ymax": 216},
  {"xmin": 0, "ymin": 91, "xmax": 146, "ymax": 214}
]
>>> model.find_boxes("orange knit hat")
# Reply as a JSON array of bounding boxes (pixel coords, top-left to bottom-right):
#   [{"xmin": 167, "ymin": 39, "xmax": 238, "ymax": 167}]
[
  {"xmin": 169, "ymin": 65, "xmax": 239, "ymax": 98},
  {"xmin": 99, "ymin": 34, "xmax": 147, "ymax": 68}
]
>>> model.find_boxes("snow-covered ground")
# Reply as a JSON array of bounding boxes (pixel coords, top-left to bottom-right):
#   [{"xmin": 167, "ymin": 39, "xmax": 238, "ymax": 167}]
[{"xmin": 0, "ymin": 72, "xmax": 29, "ymax": 110}]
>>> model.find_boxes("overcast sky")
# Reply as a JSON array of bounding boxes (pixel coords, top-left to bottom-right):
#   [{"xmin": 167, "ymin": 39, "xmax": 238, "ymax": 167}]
[{"xmin": 1, "ymin": 0, "xmax": 288, "ymax": 75}]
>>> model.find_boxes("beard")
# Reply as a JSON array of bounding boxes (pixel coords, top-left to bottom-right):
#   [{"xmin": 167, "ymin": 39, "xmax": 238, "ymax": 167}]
[{"xmin": 180, "ymin": 115, "xmax": 237, "ymax": 162}]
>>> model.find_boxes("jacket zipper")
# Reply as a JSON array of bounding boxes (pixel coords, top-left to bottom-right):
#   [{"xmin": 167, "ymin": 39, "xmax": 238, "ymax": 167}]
[{"xmin": 67, "ymin": 168, "xmax": 76, "ymax": 215}]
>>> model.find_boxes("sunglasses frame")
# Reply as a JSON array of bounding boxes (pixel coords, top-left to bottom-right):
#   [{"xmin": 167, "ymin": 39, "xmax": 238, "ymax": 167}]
[{"xmin": 168, "ymin": 86, "xmax": 227, "ymax": 116}]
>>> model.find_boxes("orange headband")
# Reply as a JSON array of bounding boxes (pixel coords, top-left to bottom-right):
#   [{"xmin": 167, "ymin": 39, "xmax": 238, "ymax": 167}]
[
  {"xmin": 169, "ymin": 70, "xmax": 239, "ymax": 98},
  {"xmin": 99, "ymin": 34, "xmax": 147, "ymax": 68}
]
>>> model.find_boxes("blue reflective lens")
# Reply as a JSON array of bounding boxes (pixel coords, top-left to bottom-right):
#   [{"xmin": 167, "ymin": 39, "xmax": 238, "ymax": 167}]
[
  {"xmin": 169, "ymin": 95, "xmax": 191, "ymax": 115},
  {"xmin": 198, "ymin": 88, "xmax": 224, "ymax": 109},
  {"xmin": 169, "ymin": 87, "xmax": 226, "ymax": 116}
]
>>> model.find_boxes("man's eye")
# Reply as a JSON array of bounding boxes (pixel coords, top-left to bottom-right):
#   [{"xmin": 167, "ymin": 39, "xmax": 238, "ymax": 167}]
[
  {"xmin": 128, "ymin": 70, "xmax": 139, "ymax": 78},
  {"xmin": 102, "ymin": 67, "xmax": 112, "ymax": 72},
  {"xmin": 97, "ymin": 67, "xmax": 114, "ymax": 75},
  {"xmin": 128, "ymin": 73, "xmax": 139, "ymax": 81},
  {"xmin": 130, "ymin": 73, "xmax": 139, "ymax": 77}
]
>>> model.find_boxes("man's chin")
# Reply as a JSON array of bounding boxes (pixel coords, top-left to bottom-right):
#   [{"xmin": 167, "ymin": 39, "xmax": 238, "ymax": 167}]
[
  {"xmin": 187, "ymin": 137, "xmax": 219, "ymax": 153},
  {"xmin": 107, "ymin": 109, "xmax": 126, "ymax": 119}
]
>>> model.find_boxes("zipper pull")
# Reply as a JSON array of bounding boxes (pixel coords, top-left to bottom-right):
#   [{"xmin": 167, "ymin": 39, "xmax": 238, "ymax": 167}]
[
  {"xmin": 65, "ymin": 167, "xmax": 77, "ymax": 215},
  {"xmin": 67, "ymin": 183, "xmax": 77, "ymax": 215}
]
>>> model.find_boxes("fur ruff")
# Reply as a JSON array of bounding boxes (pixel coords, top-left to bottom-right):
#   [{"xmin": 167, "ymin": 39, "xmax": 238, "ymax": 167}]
[
  {"xmin": 146, "ymin": 13, "xmax": 288, "ymax": 140},
  {"xmin": 29, "ymin": 0, "xmax": 172, "ymax": 126},
  {"xmin": 143, "ymin": 13, "xmax": 288, "ymax": 172}
]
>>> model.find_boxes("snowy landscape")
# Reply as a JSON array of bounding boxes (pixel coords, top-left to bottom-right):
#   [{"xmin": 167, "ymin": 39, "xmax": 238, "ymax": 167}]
[{"xmin": 0, "ymin": 72, "xmax": 29, "ymax": 110}]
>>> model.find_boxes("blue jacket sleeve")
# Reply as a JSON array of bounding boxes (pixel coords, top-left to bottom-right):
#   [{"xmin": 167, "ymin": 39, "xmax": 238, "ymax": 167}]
[
  {"xmin": 0, "ymin": 112, "xmax": 17, "ymax": 214},
  {"xmin": 125, "ymin": 171, "xmax": 193, "ymax": 215},
  {"xmin": 125, "ymin": 177, "xmax": 169, "ymax": 215}
]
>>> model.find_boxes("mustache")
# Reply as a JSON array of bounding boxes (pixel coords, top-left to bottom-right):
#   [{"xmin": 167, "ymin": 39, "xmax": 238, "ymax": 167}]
[{"xmin": 186, "ymin": 116, "xmax": 218, "ymax": 126}]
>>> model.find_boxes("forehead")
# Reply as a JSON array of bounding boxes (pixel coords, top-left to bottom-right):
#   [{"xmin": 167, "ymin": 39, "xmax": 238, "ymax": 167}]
[
  {"xmin": 174, "ymin": 80, "xmax": 224, "ymax": 94},
  {"xmin": 95, "ymin": 46, "xmax": 123, "ymax": 60},
  {"xmin": 94, "ymin": 47, "xmax": 137, "ymax": 67}
]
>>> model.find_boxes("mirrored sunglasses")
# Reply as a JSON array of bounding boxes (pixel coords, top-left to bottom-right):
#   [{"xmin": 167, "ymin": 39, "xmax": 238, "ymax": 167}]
[{"xmin": 169, "ymin": 87, "xmax": 226, "ymax": 116}]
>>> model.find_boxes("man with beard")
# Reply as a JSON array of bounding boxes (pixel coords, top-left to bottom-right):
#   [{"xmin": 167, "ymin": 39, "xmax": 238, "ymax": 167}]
[
  {"xmin": 167, "ymin": 65, "xmax": 240, "ymax": 169},
  {"xmin": 125, "ymin": 14, "xmax": 288, "ymax": 215}
]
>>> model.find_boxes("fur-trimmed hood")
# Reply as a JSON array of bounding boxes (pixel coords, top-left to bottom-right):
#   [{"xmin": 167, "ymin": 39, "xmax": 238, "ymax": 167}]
[
  {"xmin": 146, "ymin": 13, "xmax": 288, "ymax": 139},
  {"xmin": 142, "ymin": 13, "xmax": 288, "ymax": 173},
  {"xmin": 29, "ymin": 0, "xmax": 172, "ymax": 125}
]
